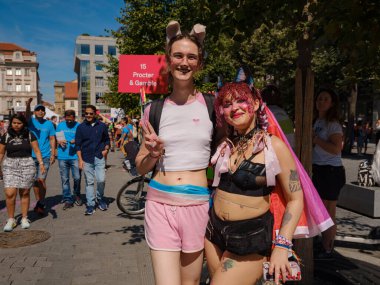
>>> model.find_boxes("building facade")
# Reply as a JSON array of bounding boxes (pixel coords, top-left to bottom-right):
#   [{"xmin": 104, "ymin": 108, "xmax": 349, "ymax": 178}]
[
  {"xmin": 74, "ymin": 35, "xmax": 118, "ymax": 117},
  {"xmin": 64, "ymin": 79, "xmax": 79, "ymax": 116},
  {"xmin": 0, "ymin": 43, "xmax": 40, "ymax": 117},
  {"xmin": 54, "ymin": 81, "xmax": 65, "ymax": 116}
]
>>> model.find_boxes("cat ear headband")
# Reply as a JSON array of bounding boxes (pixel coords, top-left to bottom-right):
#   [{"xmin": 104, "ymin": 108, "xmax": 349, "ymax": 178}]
[{"xmin": 166, "ymin": 20, "xmax": 206, "ymax": 44}]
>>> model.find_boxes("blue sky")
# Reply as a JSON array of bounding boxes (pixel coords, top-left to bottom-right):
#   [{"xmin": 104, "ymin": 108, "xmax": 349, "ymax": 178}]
[{"xmin": 0, "ymin": 0, "xmax": 123, "ymax": 102}]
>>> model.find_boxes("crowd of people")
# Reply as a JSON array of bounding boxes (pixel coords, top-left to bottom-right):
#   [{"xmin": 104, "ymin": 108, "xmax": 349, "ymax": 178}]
[
  {"xmin": 1, "ymin": 19, "xmax": 379, "ymax": 285},
  {"xmin": 1, "ymin": 100, "xmax": 140, "ymax": 231}
]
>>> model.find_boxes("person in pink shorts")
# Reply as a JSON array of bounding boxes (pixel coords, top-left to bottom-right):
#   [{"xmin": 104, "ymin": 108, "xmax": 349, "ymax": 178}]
[{"xmin": 136, "ymin": 20, "xmax": 216, "ymax": 285}]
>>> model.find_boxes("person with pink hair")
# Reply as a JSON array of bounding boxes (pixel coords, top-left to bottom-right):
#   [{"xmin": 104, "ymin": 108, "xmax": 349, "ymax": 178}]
[{"xmin": 206, "ymin": 82, "xmax": 333, "ymax": 284}]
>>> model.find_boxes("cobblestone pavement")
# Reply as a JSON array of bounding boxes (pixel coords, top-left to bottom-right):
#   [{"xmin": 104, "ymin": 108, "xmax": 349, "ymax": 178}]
[
  {"xmin": 0, "ymin": 151, "xmax": 154, "ymax": 285},
  {"xmin": 0, "ymin": 147, "xmax": 379, "ymax": 285}
]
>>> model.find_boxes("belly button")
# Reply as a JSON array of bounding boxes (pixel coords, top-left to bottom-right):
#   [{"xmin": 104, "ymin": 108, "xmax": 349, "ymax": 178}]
[{"xmin": 177, "ymin": 177, "xmax": 182, "ymax": 181}]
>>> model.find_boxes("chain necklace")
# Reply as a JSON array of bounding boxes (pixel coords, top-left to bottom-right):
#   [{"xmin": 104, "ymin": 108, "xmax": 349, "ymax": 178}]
[{"xmin": 231, "ymin": 128, "xmax": 258, "ymax": 165}]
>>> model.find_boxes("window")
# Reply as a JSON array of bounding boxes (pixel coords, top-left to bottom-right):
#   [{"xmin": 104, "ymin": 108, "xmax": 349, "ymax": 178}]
[
  {"xmin": 95, "ymin": 61, "xmax": 103, "ymax": 71},
  {"xmin": 108, "ymin": 46, "xmax": 116, "ymax": 56},
  {"xmin": 95, "ymin": 77, "xmax": 104, "ymax": 87},
  {"xmin": 15, "ymin": 68, "xmax": 21, "ymax": 76},
  {"xmin": 6, "ymin": 69, "xmax": 12, "ymax": 75},
  {"xmin": 25, "ymin": 68, "xmax": 30, "ymax": 76},
  {"xmin": 16, "ymin": 84, "xmax": 21, "ymax": 92},
  {"xmin": 7, "ymin": 83, "xmax": 12, "ymax": 91},
  {"xmin": 15, "ymin": 52, "xmax": 21, "ymax": 59},
  {"xmin": 16, "ymin": 101, "xmax": 21, "ymax": 107},
  {"xmin": 25, "ymin": 84, "xmax": 31, "ymax": 92},
  {"xmin": 70, "ymin": 101, "xmax": 74, "ymax": 107},
  {"xmin": 7, "ymin": 100, "xmax": 12, "ymax": 109},
  {"xmin": 79, "ymin": 44, "xmax": 90, "ymax": 55},
  {"xmin": 95, "ymin": 45, "xmax": 103, "ymax": 55},
  {"xmin": 96, "ymin": 92, "xmax": 105, "ymax": 104}
]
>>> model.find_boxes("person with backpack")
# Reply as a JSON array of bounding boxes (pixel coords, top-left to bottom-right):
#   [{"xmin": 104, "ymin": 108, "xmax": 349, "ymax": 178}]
[
  {"xmin": 136, "ymin": 21, "xmax": 215, "ymax": 285},
  {"xmin": 312, "ymin": 88, "xmax": 346, "ymax": 259},
  {"xmin": 0, "ymin": 114, "xmax": 45, "ymax": 232}
]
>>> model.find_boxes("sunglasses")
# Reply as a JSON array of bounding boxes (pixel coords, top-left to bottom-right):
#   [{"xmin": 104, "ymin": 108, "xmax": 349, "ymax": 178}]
[
  {"xmin": 85, "ymin": 112, "xmax": 94, "ymax": 115},
  {"xmin": 35, "ymin": 108, "xmax": 45, "ymax": 112}
]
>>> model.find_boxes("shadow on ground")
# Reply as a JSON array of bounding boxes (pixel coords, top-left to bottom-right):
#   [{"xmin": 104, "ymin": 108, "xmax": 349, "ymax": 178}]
[{"xmin": 116, "ymin": 224, "xmax": 145, "ymax": 245}]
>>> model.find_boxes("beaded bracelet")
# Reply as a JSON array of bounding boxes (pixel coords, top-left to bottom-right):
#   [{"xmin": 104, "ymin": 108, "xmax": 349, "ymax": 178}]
[
  {"xmin": 274, "ymin": 234, "xmax": 293, "ymax": 247},
  {"xmin": 274, "ymin": 243, "xmax": 292, "ymax": 251}
]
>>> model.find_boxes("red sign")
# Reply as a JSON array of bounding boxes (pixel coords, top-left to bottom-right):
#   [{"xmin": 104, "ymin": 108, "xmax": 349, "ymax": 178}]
[{"xmin": 118, "ymin": 55, "xmax": 168, "ymax": 94}]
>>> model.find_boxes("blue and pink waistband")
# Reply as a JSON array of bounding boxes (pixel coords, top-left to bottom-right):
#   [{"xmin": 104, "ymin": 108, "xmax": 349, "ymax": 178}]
[{"xmin": 146, "ymin": 179, "xmax": 210, "ymax": 206}]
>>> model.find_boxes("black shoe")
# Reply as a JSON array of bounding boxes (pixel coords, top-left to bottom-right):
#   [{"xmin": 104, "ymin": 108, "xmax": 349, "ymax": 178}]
[{"xmin": 63, "ymin": 202, "xmax": 74, "ymax": 210}]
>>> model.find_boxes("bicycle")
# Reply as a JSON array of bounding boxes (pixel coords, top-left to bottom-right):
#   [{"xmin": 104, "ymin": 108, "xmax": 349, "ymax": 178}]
[{"xmin": 116, "ymin": 174, "xmax": 151, "ymax": 215}]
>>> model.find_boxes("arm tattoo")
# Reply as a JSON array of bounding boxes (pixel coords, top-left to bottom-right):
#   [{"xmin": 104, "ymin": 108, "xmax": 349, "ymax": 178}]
[
  {"xmin": 282, "ymin": 209, "xmax": 292, "ymax": 227},
  {"xmin": 289, "ymin": 170, "xmax": 302, "ymax": 193},
  {"xmin": 221, "ymin": 258, "xmax": 234, "ymax": 272}
]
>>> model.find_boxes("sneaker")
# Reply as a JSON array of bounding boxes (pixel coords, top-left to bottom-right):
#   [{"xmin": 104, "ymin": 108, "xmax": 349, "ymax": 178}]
[
  {"xmin": 63, "ymin": 202, "xmax": 74, "ymax": 210},
  {"xmin": 314, "ymin": 250, "xmax": 334, "ymax": 260},
  {"xmin": 75, "ymin": 196, "xmax": 83, "ymax": 206},
  {"xmin": 4, "ymin": 218, "xmax": 17, "ymax": 232},
  {"xmin": 34, "ymin": 201, "xmax": 46, "ymax": 215},
  {"xmin": 98, "ymin": 200, "xmax": 108, "ymax": 211},
  {"xmin": 20, "ymin": 217, "xmax": 30, "ymax": 229},
  {"xmin": 85, "ymin": 206, "xmax": 95, "ymax": 216}
]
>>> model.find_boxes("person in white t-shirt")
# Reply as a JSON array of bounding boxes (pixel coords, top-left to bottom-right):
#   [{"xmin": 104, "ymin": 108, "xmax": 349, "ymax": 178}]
[
  {"xmin": 312, "ymin": 88, "xmax": 345, "ymax": 260},
  {"xmin": 136, "ymin": 21, "xmax": 213, "ymax": 285}
]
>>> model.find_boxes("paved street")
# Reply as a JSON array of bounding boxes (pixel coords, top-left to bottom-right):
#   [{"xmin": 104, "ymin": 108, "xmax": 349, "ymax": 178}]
[
  {"xmin": 0, "ymin": 151, "xmax": 154, "ymax": 285},
  {"xmin": 0, "ymin": 147, "xmax": 379, "ymax": 284}
]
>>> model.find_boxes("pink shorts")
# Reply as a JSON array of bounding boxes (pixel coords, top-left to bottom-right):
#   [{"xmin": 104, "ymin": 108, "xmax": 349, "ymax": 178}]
[{"xmin": 144, "ymin": 200, "xmax": 209, "ymax": 253}]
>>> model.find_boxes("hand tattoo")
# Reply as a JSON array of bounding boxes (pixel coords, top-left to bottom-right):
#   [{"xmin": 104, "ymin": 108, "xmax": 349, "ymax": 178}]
[
  {"xmin": 289, "ymin": 170, "xmax": 301, "ymax": 192},
  {"xmin": 221, "ymin": 258, "xmax": 234, "ymax": 272}
]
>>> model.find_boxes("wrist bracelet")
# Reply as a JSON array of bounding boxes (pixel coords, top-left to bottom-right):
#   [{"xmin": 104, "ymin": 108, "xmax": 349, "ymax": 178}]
[
  {"xmin": 274, "ymin": 234, "xmax": 293, "ymax": 247},
  {"xmin": 274, "ymin": 243, "xmax": 292, "ymax": 251}
]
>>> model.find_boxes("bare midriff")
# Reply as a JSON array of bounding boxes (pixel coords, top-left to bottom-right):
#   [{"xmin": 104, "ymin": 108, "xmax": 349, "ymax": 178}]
[
  {"xmin": 153, "ymin": 169, "xmax": 208, "ymax": 187},
  {"xmin": 213, "ymin": 189, "xmax": 270, "ymax": 221}
]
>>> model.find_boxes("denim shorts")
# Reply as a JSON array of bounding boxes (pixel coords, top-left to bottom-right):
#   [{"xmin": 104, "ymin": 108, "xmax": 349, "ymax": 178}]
[
  {"xmin": 205, "ymin": 207, "xmax": 273, "ymax": 256},
  {"xmin": 33, "ymin": 157, "xmax": 51, "ymax": 180},
  {"xmin": 312, "ymin": 164, "xmax": 346, "ymax": 201}
]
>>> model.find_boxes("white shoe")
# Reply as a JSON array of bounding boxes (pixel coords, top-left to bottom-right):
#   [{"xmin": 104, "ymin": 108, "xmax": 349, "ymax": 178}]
[
  {"xmin": 21, "ymin": 217, "xmax": 30, "ymax": 229},
  {"xmin": 3, "ymin": 218, "xmax": 17, "ymax": 232}
]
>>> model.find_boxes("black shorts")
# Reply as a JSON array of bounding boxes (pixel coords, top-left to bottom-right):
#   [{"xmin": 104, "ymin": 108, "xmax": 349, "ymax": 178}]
[
  {"xmin": 312, "ymin": 164, "xmax": 346, "ymax": 201},
  {"xmin": 205, "ymin": 207, "xmax": 273, "ymax": 256}
]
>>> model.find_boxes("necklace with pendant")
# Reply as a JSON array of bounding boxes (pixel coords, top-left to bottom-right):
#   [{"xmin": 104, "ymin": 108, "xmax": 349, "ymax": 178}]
[{"xmin": 231, "ymin": 128, "xmax": 257, "ymax": 165}]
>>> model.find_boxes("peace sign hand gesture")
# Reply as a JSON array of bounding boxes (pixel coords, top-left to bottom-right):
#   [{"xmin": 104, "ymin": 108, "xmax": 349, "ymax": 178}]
[{"xmin": 141, "ymin": 120, "xmax": 164, "ymax": 158}]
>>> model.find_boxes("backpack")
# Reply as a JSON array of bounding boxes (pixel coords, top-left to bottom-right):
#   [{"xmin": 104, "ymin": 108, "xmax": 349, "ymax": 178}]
[{"xmin": 357, "ymin": 160, "xmax": 375, "ymax": 187}]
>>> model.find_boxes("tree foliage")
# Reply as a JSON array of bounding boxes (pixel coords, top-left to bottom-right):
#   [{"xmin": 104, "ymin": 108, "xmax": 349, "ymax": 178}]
[{"xmin": 104, "ymin": 0, "xmax": 380, "ymax": 116}]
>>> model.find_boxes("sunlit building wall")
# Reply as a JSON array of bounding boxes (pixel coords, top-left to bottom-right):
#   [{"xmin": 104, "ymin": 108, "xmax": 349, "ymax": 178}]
[{"xmin": 74, "ymin": 35, "xmax": 118, "ymax": 117}]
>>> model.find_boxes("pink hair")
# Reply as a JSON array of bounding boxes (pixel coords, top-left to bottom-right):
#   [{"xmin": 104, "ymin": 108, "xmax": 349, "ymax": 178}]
[{"xmin": 215, "ymin": 82, "xmax": 268, "ymax": 130}]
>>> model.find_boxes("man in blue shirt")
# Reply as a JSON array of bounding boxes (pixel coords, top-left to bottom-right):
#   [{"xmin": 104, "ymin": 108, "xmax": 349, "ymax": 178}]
[
  {"xmin": 76, "ymin": 105, "xmax": 110, "ymax": 215},
  {"xmin": 26, "ymin": 98, "xmax": 56, "ymax": 215},
  {"xmin": 56, "ymin": 110, "xmax": 81, "ymax": 210}
]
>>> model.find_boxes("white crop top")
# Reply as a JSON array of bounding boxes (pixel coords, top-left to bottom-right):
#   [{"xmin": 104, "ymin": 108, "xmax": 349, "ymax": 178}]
[{"xmin": 143, "ymin": 92, "xmax": 213, "ymax": 171}]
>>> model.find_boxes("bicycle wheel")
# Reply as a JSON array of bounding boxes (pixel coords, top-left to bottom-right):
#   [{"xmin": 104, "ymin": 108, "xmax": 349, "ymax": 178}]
[{"xmin": 116, "ymin": 175, "xmax": 150, "ymax": 215}]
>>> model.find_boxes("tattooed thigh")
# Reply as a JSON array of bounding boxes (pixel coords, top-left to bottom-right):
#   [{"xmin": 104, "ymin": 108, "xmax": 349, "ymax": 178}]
[{"xmin": 221, "ymin": 258, "xmax": 234, "ymax": 272}]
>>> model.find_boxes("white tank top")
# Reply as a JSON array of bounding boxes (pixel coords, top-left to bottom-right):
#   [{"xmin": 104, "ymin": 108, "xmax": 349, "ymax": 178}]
[{"xmin": 143, "ymin": 92, "xmax": 213, "ymax": 171}]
